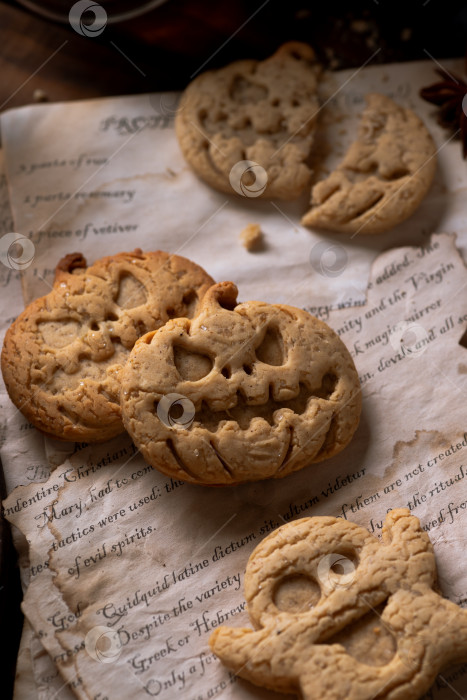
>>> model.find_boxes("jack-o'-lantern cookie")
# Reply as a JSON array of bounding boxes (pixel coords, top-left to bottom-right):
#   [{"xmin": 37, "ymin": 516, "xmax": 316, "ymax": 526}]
[
  {"xmin": 301, "ymin": 93, "xmax": 437, "ymax": 234},
  {"xmin": 120, "ymin": 282, "xmax": 361, "ymax": 485},
  {"xmin": 210, "ymin": 509, "xmax": 467, "ymax": 699},
  {"xmin": 1, "ymin": 250, "xmax": 214, "ymax": 442},
  {"xmin": 175, "ymin": 42, "xmax": 321, "ymax": 200}
]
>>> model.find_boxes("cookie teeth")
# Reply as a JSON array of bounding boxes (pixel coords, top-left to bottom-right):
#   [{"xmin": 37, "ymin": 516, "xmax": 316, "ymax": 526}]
[
  {"xmin": 270, "ymin": 382, "xmax": 300, "ymax": 402},
  {"xmin": 238, "ymin": 384, "xmax": 270, "ymax": 405},
  {"xmin": 208, "ymin": 393, "xmax": 241, "ymax": 412}
]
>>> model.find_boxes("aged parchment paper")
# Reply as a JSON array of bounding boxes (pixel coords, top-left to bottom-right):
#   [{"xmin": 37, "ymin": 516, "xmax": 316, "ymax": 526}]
[
  {"xmin": 0, "ymin": 151, "xmax": 75, "ymax": 700},
  {"xmin": 3, "ymin": 233, "xmax": 467, "ymax": 700}
]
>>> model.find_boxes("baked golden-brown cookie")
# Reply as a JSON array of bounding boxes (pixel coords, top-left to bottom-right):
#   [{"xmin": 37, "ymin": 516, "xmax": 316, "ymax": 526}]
[
  {"xmin": 301, "ymin": 93, "xmax": 437, "ymax": 234},
  {"xmin": 210, "ymin": 509, "xmax": 467, "ymax": 699},
  {"xmin": 1, "ymin": 250, "xmax": 214, "ymax": 442},
  {"xmin": 175, "ymin": 42, "xmax": 321, "ymax": 200},
  {"xmin": 120, "ymin": 281, "xmax": 361, "ymax": 485}
]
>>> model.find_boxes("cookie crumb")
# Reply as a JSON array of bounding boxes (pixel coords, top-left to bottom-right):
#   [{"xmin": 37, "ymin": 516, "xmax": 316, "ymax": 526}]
[
  {"xmin": 240, "ymin": 224, "xmax": 263, "ymax": 251},
  {"xmin": 33, "ymin": 88, "xmax": 48, "ymax": 103}
]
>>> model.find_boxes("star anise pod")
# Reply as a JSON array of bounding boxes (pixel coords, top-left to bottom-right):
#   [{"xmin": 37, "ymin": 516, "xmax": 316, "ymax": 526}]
[{"xmin": 420, "ymin": 68, "xmax": 467, "ymax": 158}]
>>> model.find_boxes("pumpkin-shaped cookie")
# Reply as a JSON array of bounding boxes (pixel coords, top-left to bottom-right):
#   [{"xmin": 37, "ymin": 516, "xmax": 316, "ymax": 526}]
[
  {"xmin": 301, "ymin": 93, "xmax": 437, "ymax": 234},
  {"xmin": 175, "ymin": 42, "xmax": 321, "ymax": 200},
  {"xmin": 1, "ymin": 250, "xmax": 214, "ymax": 442},
  {"xmin": 120, "ymin": 282, "xmax": 361, "ymax": 485}
]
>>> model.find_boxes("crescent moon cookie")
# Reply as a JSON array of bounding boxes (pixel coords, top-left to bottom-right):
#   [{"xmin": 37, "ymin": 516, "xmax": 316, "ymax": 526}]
[
  {"xmin": 210, "ymin": 509, "xmax": 467, "ymax": 700},
  {"xmin": 120, "ymin": 281, "xmax": 361, "ymax": 486},
  {"xmin": 1, "ymin": 250, "xmax": 214, "ymax": 442},
  {"xmin": 175, "ymin": 42, "xmax": 322, "ymax": 200},
  {"xmin": 301, "ymin": 93, "xmax": 437, "ymax": 234}
]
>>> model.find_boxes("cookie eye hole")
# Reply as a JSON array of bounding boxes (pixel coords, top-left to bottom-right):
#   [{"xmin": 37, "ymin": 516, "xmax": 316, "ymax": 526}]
[
  {"xmin": 174, "ymin": 345, "xmax": 212, "ymax": 381},
  {"xmin": 256, "ymin": 326, "xmax": 285, "ymax": 366},
  {"xmin": 384, "ymin": 167, "xmax": 409, "ymax": 180},
  {"xmin": 330, "ymin": 560, "xmax": 347, "ymax": 576},
  {"xmin": 243, "ymin": 364, "xmax": 253, "ymax": 376},
  {"xmin": 274, "ymin": 574, "xmax": 321, "ymax": 614},
  {"xmin": 221, "ymin": 367, "xmax": 231, "ymax": 379},
  {"xmin": 316, "ymin": 549, "xmax": 359, "ymax": 591},
  {"xmin": 230, "ymin": 76, "xmax": 268, "ymax": 103},
  {"xmin": 330, "ymin": 548, "xmax": 358, "ymax": 569},
  {"xmin": 115, "ymin": 273, "xmax": 148, "ymax": 309},
  {"xmin": 38, "ymin": 320, "xmax": 80, "ymax": 348},
  {"xmin": 313, "ymin": 372, "xmax": 338, "ymax": 400}
]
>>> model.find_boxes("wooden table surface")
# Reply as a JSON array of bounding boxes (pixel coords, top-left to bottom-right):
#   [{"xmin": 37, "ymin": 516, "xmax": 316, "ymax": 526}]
[{"xmin": 0, "ymin": 0, "xmax": 295, "ymax": 114}]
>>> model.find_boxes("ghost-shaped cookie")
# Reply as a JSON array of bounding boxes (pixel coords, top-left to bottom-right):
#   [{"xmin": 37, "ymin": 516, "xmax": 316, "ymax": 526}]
[{"xmin": 210, "ymin": 509, "xmax": 467, "ymax": 699}]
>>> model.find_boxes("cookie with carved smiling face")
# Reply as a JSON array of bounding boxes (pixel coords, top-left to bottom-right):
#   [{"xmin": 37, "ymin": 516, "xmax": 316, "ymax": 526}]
[
  {"xmin": 120, "ymin": 282, "xmax": 361, "ymax": 485},
  {"xmin": 175, "ymin": 42, "xmax": 321, "ymax": 200},
  {"xmin": 1, "ymin": 250, "xmax": 214, "ymax": 442},
  {"xmin": 301, "ymin": 93, "xmax": 437, "ymax": 234},
  {"xmin": 210, "ymin": 509, "xmax": 467, "ymax": 699}
]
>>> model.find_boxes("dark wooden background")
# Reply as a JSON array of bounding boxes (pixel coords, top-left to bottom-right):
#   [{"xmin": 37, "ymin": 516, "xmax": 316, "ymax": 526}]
[{"xmin": 1, "ymin": 0, "xmax": 466, "ymax": 113}]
